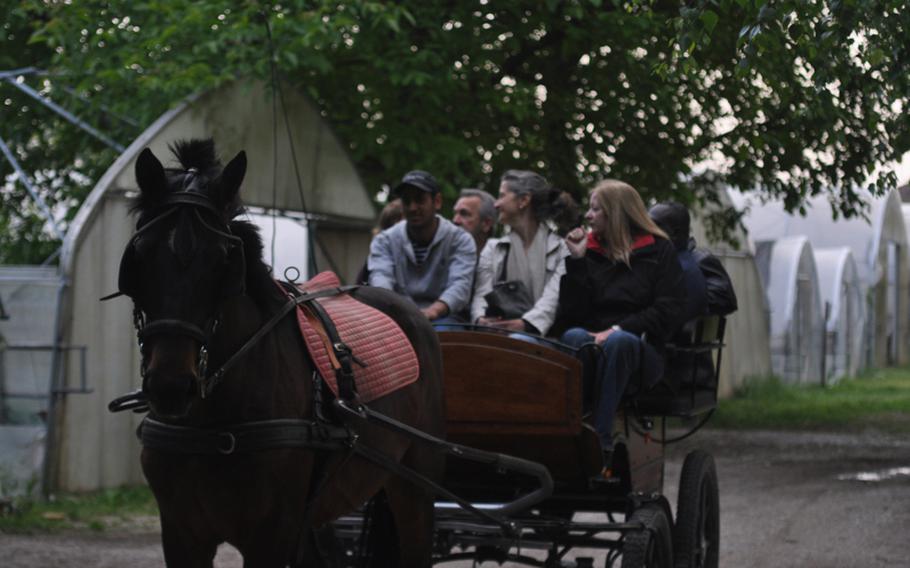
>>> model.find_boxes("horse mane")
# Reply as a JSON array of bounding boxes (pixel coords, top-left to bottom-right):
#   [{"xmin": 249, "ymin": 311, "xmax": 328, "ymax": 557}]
[
  {"xmin": 132, "ymin": 138, "xmax": 245, "ymax": 219},
  {"xmin": 230, "ymin": 219, "xmax": 283, "ymax": 305},
  {"xmin": 169, "ymin": 139, "xmax": 245, "ymax": 219},
  {"xmin": 169, "ymin": 139, "xmax": 221, "ymax": 176}
]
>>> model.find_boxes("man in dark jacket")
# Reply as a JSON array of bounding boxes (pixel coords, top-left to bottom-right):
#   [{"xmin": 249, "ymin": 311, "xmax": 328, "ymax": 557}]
[
  {"xmin": 648, "ymin": 202, "xmax": 737, "ymax": 318},
  {"xmin": 649, "ymin": 202, "xmax": 737, "ymax": 391},
  {"xmin": 648, "ymin": 202, "xmax": 708, "ymax": 324}
]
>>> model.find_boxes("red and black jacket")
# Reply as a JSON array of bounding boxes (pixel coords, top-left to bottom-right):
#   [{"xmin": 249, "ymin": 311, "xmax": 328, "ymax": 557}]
[{"xmin": 553, "ymin": 232, "xmax": 686, "ymax": 345}]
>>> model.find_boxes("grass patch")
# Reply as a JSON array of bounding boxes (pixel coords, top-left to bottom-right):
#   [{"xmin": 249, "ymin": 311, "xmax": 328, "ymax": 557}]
[
  {"xmin": 710, "ymin": 367, "xmax": 910, "ymax": 432},
  {"xmin": 0, "ymin": 485, "xmax": 157, "ymax": 533}
]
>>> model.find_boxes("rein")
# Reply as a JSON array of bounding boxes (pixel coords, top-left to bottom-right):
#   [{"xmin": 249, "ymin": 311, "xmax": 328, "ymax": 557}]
[
  {"xmin": 107, "ymin": 284, "xmax": 362, "ymax": 412},
  {"xmin": 200, "ymin": 284, "xmax": 359, "ymax": 398}
]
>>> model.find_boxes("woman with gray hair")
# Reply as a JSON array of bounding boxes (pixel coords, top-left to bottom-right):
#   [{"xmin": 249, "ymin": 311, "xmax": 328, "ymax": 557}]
[{"xmin": 471, "ymin": 169, "xmax": 569, "ymax": 335}]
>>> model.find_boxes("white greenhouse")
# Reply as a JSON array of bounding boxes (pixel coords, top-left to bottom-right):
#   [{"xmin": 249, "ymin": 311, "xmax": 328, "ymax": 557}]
[
  {"xmin": 753, "ymin": 236, "xmax": 825, "ymax": 384},
  {"xmin": 734, "ymin": 189, "xmax": 910, "ymax": 371},
  {"xmin": 813, "ymin": 247, "xmax": 865, "ymax": 383}
]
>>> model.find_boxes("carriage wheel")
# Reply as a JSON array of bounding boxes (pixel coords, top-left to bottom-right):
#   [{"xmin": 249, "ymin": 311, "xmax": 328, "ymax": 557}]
[
  {"xmin": 673, "ymin": 450, "xmax": 719, "ymax": 568},
  {"xmin": 621, "ymin": 503, "xmax": 673, "ymax": 568}
]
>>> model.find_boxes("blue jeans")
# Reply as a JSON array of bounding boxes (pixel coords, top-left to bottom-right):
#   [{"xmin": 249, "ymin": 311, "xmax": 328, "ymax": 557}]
[{"xmin": 561, "ymin": 327, "xmax": 654, "ymax": 451}]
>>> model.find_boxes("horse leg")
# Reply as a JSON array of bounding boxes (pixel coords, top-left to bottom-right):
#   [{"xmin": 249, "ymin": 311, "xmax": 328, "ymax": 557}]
[
  {"xmin": 290, "ymin": 525, "xmax": 344, "ymax": 568},
  {"xmin": 361, "ymin": 490, "xmax": 399, "ymax": 567},
  {"xmin": 160, "ymin": 516, "xmax": 218, "ymax": 568},
  {"xmin": 381, "ymin": 469, "xmax": 437, "ymax": 568},
  {"xmin": 236, "ymin": 521, "xmax": 300, "ymax": 568}
]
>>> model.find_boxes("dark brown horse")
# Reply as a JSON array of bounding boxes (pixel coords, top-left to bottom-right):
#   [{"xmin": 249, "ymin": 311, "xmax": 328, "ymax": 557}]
[{"xmin": 118, "ymin": 139, "xmax": 444, "ymax": 567}]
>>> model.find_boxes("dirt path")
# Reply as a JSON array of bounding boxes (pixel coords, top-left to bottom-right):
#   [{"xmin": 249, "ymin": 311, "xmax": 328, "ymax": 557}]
[{"xmin": 2, "ymin": 428, "xmax": 909, "ymax": 567}]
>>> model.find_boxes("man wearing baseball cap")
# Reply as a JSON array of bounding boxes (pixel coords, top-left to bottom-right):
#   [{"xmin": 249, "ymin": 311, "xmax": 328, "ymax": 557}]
[{"xmin": 367, "ymin": 170, "xmax": 477, "ymax": 322}]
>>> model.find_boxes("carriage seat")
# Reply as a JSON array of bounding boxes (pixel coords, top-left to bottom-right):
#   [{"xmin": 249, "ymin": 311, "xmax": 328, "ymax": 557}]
[{"xmin": 629, "ymin": 315, "xmax": 726, "ymax": 418}]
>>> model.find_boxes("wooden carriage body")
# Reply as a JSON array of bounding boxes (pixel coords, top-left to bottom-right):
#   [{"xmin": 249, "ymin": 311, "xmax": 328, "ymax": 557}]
[
  {"xmin": 439, "ymin": 316, "xmax": 725, "ymax": 511},
  {"xmin": 439, "ymin": 331, "xmax": 663, "ymax": 508}
]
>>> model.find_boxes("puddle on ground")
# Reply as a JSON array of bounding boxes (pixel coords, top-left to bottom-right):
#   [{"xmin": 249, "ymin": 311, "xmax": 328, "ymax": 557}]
[{"xmin": 837, "ymin": 467, "xmax": 910, "ymax": 482}]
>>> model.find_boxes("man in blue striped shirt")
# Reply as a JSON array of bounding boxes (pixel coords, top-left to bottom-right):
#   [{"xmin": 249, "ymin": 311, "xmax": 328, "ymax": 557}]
[{"xmin": 367, "ymin": 170, "xmax": 477, "ymax": 323}]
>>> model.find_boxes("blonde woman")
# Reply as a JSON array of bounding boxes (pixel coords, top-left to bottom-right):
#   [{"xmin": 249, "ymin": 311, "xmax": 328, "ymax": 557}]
[
  {"xmin": 471, "ymin": 170, "xmax": 569, "ymax": 335},
  {"xmin": 555, "ymin": 180, "xmax": 686, "ymax": 474}
]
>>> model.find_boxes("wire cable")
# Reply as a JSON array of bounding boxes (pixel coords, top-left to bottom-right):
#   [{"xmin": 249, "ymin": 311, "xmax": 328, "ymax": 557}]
[{"xmin": 260, "ymin": 7, "xmax": 320, "ymax": 276}]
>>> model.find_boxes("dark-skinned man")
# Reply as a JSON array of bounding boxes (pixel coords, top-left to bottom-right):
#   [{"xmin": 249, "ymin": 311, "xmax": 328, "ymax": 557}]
[{"xmin": 367, "ymin": 170, "xmax": 476, "ymax": 323}]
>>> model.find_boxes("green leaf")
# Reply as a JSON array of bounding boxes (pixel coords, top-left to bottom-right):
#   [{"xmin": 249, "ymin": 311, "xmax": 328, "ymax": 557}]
[
  {"xmin": 867, "ymin": 47, "xmax": 885, "ymax": 67},
  {"xmin": 700, "ymin": 10, "xmax": 719, "ymax": 33},
  {"xmin": 384, "ymin": 13, "xmax": 400, "ymax": 33}
]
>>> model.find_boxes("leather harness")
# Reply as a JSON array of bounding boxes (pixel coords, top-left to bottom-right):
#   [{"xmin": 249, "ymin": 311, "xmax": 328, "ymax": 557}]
[
  {"xmin": 127, "ymin": 282, "xmax": 365, "ymax": 456},
  {"xmin": 106, "ymin": 186, "xmax": 364, "ymax": 454}
]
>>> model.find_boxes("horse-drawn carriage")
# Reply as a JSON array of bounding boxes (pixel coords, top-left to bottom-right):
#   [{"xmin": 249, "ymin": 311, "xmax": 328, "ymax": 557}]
[
  {"xmin": 107, "ymin": 139, "xmax": 725, "ymax": 568},
  {"xmin": 331, "ymin": 320, "xmax": 725, "ymax": 568}
]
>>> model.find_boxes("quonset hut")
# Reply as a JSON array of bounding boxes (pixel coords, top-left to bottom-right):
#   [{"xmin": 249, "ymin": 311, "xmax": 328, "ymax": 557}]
[
  {"xmin": 813, "ymin": 247, "xmax": 865, "ymax": 383},
  {"xmin": 51, "ymin": 80, "xmax": 377, "ymax": 491},
  {"xmin": 735, "ymin": 189, "xmax": 910, "ymax": 371},
  {"xmin": 753, "ymin": 236, "xmax": 825, "ymax": 384}
]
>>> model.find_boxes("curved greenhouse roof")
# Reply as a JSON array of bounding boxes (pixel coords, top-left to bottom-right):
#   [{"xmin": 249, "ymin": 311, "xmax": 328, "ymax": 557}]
[{"xmin": 753, "ymin": 236, "xmax": 825, "ymax": 384}]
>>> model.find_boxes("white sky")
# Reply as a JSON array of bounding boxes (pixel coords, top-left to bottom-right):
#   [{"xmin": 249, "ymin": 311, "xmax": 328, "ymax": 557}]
[{"xmin": 894, "ymin": 151, "xmax": 910, "ymax": 187}]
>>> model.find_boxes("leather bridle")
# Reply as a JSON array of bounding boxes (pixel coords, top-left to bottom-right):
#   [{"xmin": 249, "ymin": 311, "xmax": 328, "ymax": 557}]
[{"xmin": 104, "ymin": 180, "xmax": 247, "ymax": 399}]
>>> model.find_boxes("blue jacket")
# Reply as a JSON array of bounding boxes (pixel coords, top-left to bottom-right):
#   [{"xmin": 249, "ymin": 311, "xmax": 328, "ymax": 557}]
[
  {"xmin": 677, "ymin": 249, "xmax": 708, "ymax": 323},
  {"xmin": 367, "ymin": 216, "xmax": 477, "ymax": 314}
]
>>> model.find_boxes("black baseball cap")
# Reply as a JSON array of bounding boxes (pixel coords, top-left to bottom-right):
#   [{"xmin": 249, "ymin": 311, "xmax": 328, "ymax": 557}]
[{"xmin": 393, "ymin": 170, "xmax": 440, "ymax": 196}]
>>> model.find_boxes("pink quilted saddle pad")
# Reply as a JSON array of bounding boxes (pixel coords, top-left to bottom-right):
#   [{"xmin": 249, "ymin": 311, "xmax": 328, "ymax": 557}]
[{"xmin": 292, "ymin": 271, "xmax": 419, "ymax": 403}]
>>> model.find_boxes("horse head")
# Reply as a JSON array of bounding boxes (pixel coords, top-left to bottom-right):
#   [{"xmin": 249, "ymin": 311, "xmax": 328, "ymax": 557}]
[{"xmin": 120, "ymin": 139, "xmax": 247, "ymax": 418}]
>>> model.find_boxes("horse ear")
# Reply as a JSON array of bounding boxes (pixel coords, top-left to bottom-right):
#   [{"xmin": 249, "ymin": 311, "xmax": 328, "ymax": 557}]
[
  {"xmin": 135, "ymin": 148, "xmax": 167, "ymax": 201},
  {"xmin": 219, "ymin": 151, "xmax": 246, "ymax": 205}
]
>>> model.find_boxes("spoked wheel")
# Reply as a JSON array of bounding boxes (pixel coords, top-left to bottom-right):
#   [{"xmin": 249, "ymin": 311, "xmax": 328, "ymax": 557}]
[
  {"xmin": 673, "ymin": 450, "xmax": 719, "ymax": 568},
  {"xmin": 621, "ymin": 503, "xmax": 673, "ymax": 568}
]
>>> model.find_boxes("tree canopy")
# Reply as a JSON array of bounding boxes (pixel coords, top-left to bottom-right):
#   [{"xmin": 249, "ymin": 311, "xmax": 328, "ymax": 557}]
[{"xmin": 2, "ymin": 0, "xmax": 908, "ymax": 262}]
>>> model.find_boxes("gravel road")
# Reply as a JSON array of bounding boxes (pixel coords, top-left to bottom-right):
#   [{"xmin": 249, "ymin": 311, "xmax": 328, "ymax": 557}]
[{"xmin": 2, "ymin": 428, "xmax": 909, "ymax": 567}]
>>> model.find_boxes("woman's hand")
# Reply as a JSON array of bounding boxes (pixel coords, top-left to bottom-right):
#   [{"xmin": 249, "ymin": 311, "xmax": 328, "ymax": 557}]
[
  {"xmin": 566, "ymin": 227, "xmax": 587, "ymax": 259},
  {"xmin": 593, "ymin": 328, "xmax": 615, "ymax": 345},
  {"xmin": 477, "ymin": 316, "xmax": 500, "ymax": 326}
]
